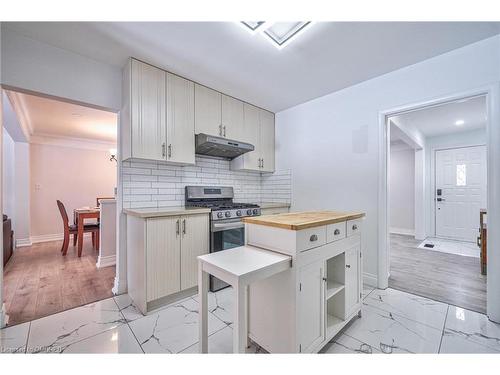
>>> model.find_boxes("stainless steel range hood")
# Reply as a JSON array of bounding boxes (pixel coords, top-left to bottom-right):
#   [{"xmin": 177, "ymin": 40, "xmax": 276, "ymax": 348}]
[{"xmin": 195, "ymin": 133, "xmax": 254, "ymax": 159}]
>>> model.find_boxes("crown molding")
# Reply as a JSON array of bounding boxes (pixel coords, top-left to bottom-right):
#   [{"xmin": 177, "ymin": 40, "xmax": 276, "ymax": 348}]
[
  {"xmin": 30, "ymin": 133, "xmax": 116, "ymax": 152},
  {"xmin": 5, "ymin": 90, "xmax": 33, "ymax": 141}
]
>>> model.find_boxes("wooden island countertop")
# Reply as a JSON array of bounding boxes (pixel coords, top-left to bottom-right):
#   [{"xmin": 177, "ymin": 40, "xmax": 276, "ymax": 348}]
[{"xmin": 242, "ymin": 210, "xmax": 365, "ymax": 230}]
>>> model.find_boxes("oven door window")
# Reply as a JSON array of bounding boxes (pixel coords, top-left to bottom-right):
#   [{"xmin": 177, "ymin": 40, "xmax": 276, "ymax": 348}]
[{"xmin": 212, "ymin": 226, "xmax": 244, "ymax": 252}]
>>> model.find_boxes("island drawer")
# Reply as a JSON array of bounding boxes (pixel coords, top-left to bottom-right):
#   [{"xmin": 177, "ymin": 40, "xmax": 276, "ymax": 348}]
[
  {"xmin": 297, "ymin": 226, "xmax": 327, "ymax": 252},
  {"xmin": 326, "ymin": 222, "xmax": 346, "ymax": 243},
  {"xmin": 347, "ymin": 219, "xmax": 362, "ymax": 236}
]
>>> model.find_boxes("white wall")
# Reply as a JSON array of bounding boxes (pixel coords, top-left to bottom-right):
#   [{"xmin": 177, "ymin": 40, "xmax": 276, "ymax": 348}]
[
  {"xmin": 0, "ymin": 27, "xmax": 121, "ymax": 111},
  {"xmin": 2, "ymin": 128, "xmax": 15, "ymax": 221},
  {"xmin": 426, "ymin": 128, "xmax": 487, "ymax": 236},
  {"xmin": 30, "ymin": 143, "xmax": 117, "ymax": 239},
  {"xmin": 390, "ymin": 147, "xmax": 415, "ymax": 235},
  {"xmin": 275, "ymin": 35, "xmax": 500, "ymax": 284}
]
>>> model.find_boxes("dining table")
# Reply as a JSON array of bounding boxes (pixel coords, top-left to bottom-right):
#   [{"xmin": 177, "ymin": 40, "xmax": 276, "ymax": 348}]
[{"xmin": 74, "ymin": 207, "xmax": 100, "ymax": 257}]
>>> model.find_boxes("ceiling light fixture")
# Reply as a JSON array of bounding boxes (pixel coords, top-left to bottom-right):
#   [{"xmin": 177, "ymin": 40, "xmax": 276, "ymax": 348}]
[
  {"xmin": 240, "ymin": 21, "xmax": 268, "ymax": 34},
  {"xmin": 239, "ymin": 21, "xmax": 313, "ymax": 49},
  {"xmin": 455, "ymin": 119, "xmax": 465, "ymax": 126}
]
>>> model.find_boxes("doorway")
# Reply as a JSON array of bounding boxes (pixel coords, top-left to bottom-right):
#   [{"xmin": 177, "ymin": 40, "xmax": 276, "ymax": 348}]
[
  {"xmin": 1, "ymin": 88, "xmax": 119, "ymax": 326},
  {"xmin": 384, "ymin": 93, "xmax": 489, "ymax": 314}
]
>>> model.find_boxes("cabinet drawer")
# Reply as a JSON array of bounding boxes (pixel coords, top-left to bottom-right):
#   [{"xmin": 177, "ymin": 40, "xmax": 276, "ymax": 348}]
[
  {"xmin": 326, "ymin": 222, "xmax": 346, "ymax": 243},
  {"xmin": 297, "ymin": 226, "xmax": 326, "ymax": 252},
  {"xmin": 347, "ymin": 219, "xmax": 362, "ymax": 237}
]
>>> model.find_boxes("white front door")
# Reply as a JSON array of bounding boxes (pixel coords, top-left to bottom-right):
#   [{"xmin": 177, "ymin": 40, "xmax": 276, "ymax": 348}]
[{"xmin": 435, "ymin": 145, "xmax": 486, "ymax": 242}]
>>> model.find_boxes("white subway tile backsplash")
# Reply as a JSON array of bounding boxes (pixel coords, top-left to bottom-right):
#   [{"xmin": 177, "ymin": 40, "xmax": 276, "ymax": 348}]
[{"xmin": 121, "ymin": 155, "xmax": 291, "ymax": 208}]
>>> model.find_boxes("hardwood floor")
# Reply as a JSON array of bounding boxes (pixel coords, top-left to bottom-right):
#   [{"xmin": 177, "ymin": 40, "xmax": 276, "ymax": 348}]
[
  {"xmin": 3, "ymin": 238, "xmax": 115, "ymax": 326},
  {"xmin": 389, "ymin": 234, "xmax": 486, "ymax": 313}
]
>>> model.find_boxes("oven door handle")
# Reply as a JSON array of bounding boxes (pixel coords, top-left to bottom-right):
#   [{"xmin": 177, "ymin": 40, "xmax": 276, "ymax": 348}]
[{"xmin": 212, "ymin": 221, "xmax": 245, "ymax": 232}]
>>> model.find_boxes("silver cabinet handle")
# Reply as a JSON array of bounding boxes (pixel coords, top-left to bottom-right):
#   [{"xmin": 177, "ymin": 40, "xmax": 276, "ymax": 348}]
[
  {"xmin": 346, "ymin": 264, "xmax": 351, "ymax": 269},
  {"xmin": 262, "ymin": 158, "xmax": 264, "ymax": 168},
  {"xmin": 176, "ymin": 219, "xmax": 180, "ymax": 235},
  {"xmin": 219, "ymin": 124, "xmax": 222, "ymax": 136},
  {"xmin": 162, "ymin": 143, "xmax": 166, "ymax": 158},
  {"xmin": 352, "ymin": 224, "xmax": 358, "ymax": 231},
  {"xmin": 182, "ymin": 219, "xmax": 186, "ymax": 235},
  {"xmin": 223, "ymin": 126, "xmax": 226, "ymax": 137},
  {"xmin": 310, "ymin": 234, "xmax": 318, "ymax": 242},
  {"xmin": 168, "ymin": 144, "xmax": 172, "ymax": 158},
  {"xmin": 334, "ymin": 229, "xmax": 340, "ymax": 235}
]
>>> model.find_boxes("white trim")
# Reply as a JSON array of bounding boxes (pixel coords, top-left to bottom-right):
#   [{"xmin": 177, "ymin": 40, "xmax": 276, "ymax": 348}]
[
  {"xmin": 379, "ymin": 84, "xmax": 500, "ymax": 322},
  {"xmin": 30, "ymin": 232, "xmax": 93, "ymax": 244},
  {"xmin": 30, "ymin": 233, "xmax": 64, "ymax": 243},
  {"xmin": 363, "ymin": 272, "xmax": 378, "ymax": 288},
  {"xmin": 96, "ymin": 254, "xmax": 116, "ymax": 268},
  {"xmin": 15, "ymin": 238, "xmax": 32, "ymax": 247},
  {"xmin": 30, "ymin": 133, "xmax": 116, "ymax": 152},
  {"xmin": 5, "ymin": 90, "xmax": 33, "ymax": 141},
  {"xmin": 390, "ymin": 227, "xmax": 415, "ymax": 236}
]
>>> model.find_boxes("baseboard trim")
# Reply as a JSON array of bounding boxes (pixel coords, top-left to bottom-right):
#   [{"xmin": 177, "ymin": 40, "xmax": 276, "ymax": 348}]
[
  {"xmin": 363, "ymin": 272, "xmax": 378, "ymax": 288},
  {"xmin": 30, "ymin": 232, "xmax": 93, "ymax": 244},
  {"xmin": 16, "ymin": 238, "xmax": 33, "ymax": 247},
  {"xmin": 390, "ymin": 227, "xmax": 415, "ymax": 236},
  {"xmin": 96, "ymin": 254, "xmax": 116, "ymax": 268},
  {"xmin": 30, "ymin": 233, "xmax": 64, "ymax": 243}
]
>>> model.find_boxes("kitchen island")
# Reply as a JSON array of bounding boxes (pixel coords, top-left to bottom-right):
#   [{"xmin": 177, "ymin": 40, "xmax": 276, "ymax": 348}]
[
  {"xmin": 197, "ymin": 210, "xmax": 365, "ymax": 353},
  {"xmin": 243, "ymin": 210, "xmax": 365, "ymax": 353}
]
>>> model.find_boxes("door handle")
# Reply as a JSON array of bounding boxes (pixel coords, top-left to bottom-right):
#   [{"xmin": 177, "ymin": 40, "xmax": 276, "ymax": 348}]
[
  {"xmin": 352, "ymin": 224, "xmax": 358, "ymax": 231},
  {"xmin": 309, "ymin": 234, "xmax": 318, "ymax": 242},
  {"xmin": 334, "ymin": 229, "xmax": 341, "ymax": 235},
  {"xmin": 346, "ymin": 264, "xmax": 351, "ymax": 269},
  {"xmin": 223, "ymin": 126, "xmax": 226, "ymax": 137},
  {"xmin": 437, "ymin": 198, "xmax": 445, "ymax": 202},
  {"xmin": 162, "ymin": 143, "xmax": 166, "ymax": 158},
  {"xmin": 176, "ymin": 219, "xmax": 180, "ymax": 235},
  {"xmin": 262, "ymin": 158, "xmax": 264, "ymax": 168},
  {"xmin": 182, "ymin": 219, "xmax": 186, "ymax": 235},
  {"xmin": 168, "ymin": 144, "xmax": 172, "ymax": 158},
  {"xmin": 219, "ymin": 124, "xmax": 222, "ymax": 136}
]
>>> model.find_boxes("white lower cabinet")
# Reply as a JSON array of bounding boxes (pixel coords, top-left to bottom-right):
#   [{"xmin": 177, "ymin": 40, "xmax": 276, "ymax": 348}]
[
  {"xmin": 298, "ymin": 260, "xmax": 325, "ymax": 353},
  {"xmin": 127, "ymin": 213, "xmax": 209, "ymax": 314},
  {"xmin": 247, "ymin": 218, "xmax": 363, "ymax": 353}
]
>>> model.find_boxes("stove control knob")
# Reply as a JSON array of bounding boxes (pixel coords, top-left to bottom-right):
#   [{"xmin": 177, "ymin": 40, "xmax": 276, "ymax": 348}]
[
  {"xmin": 247, "ymin": 209, "xmax": 253, "ymax": 215},
  {"xmin": 236, "ymin": 210, "xmax": 242, "ymax": 217},
  {"xmin": 225, "ymin": 211, "xmax": 231, "ymax": 218},
  {"xmin": 253, "ymin": 209, "xmax": 259, "ymax": 215},
  {"xmin": 217, "ymin": 212, "xmax": 223, "ymax": 218}
]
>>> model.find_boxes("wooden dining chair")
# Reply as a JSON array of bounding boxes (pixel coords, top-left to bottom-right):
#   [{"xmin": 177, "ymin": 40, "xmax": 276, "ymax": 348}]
[{"xmin": 57, "ymin": 200, "xmax": 100, "ymax": 256}]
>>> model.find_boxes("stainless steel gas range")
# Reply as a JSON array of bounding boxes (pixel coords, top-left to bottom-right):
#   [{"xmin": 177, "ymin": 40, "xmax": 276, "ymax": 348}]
[{"xmin": 185, "ymin": 185, "xmax": 261, "ymax": 291}]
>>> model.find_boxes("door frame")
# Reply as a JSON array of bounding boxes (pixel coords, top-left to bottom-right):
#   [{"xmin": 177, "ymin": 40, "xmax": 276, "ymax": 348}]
[
  {"xmin": 433, "ymin": 144, "xmax": 487, "ymax": 241},
  {"xmin": 378, "ymin": 84, "xmax": 500, "ymax": 322}
]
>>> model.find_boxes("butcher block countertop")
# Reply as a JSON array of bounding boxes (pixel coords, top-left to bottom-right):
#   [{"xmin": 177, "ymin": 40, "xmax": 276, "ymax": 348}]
[
  {"xmin": 242, "ymin": 210, "xmax": 365, "ymax": 230},
  {"xmin": 123, "ymin": 206, "xmax": 211, "ymax": 218}
]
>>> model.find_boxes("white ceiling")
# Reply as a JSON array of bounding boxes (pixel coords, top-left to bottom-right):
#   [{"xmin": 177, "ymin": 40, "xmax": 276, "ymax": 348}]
[
  {"xmin": 4, "ymin": 22, "xmax": 500, "ymax": 112},
  {"xmin": 7, "ymin": 90, "xmax": 117, "ymax": 143},
  {"xmin": 391, "ymin": 95, "xmax": 487, "ymax": 139}
]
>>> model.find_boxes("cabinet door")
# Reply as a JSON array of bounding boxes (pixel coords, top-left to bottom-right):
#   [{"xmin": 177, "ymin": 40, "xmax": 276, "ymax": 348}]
[
  {"xmin": 221, "ymin": 94, "xmax": 244, "ymax": 140},
  {"xmin": 298, "ymin": 260, "xmax": 325, "ymax": 353},
  {"xmin": 240, "ymin": 103, "xmax": 261, "ymax": 171},
  {"xmin": 260, "ymin": 110, "xmax": 275, "ymax": 172},
  {"xmin": 146, "ymin": 216, "xmax": 181, "ymax": 301},
  {"xmin": 194, "ymin": 84, "xmax": 222, "ymax": 136},
  {"xmin": 130, "ymin": 59, "xmax": 166, "ymax": 161},
  {"xmin": 345, "ymin": 245, "xmax": 360, "ymax": 317},
  {"xmin": 180, "ymin": 214, "xmax": 209, "ymax": 290},
  {"xmin": 166, "ymin": 73, "xmax": 195, "ymax": 165}
]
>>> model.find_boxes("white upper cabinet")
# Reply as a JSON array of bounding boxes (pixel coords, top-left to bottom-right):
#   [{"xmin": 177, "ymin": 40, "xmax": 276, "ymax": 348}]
[
  {"xmin": 129, "ymin": 59, "xmax": 166, "ymax": 161},
  {"xmin": 194, "ymin": 84, "xmax": 222, "ymax": 136},
  {"xmin": 259, "ymin": 110, "xmax": 275, "ymax": 172},
  {"xmin": 231, "ymin": 106, "xmax": 275, "ymax": 172},
  {"xmin": 122, "ymin": 58, "xmax": 274, "ymax": 167},
  {"xmin": 221, "ymin": 94, "xmax": 244, "ymax": 140},
  {"xmin": 122, "ymin": 59, "xmax": 195, "ymax": 165},
  {"xmin": 166, "ymin": 73, "xmax": 195, "ymax": 165}
]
